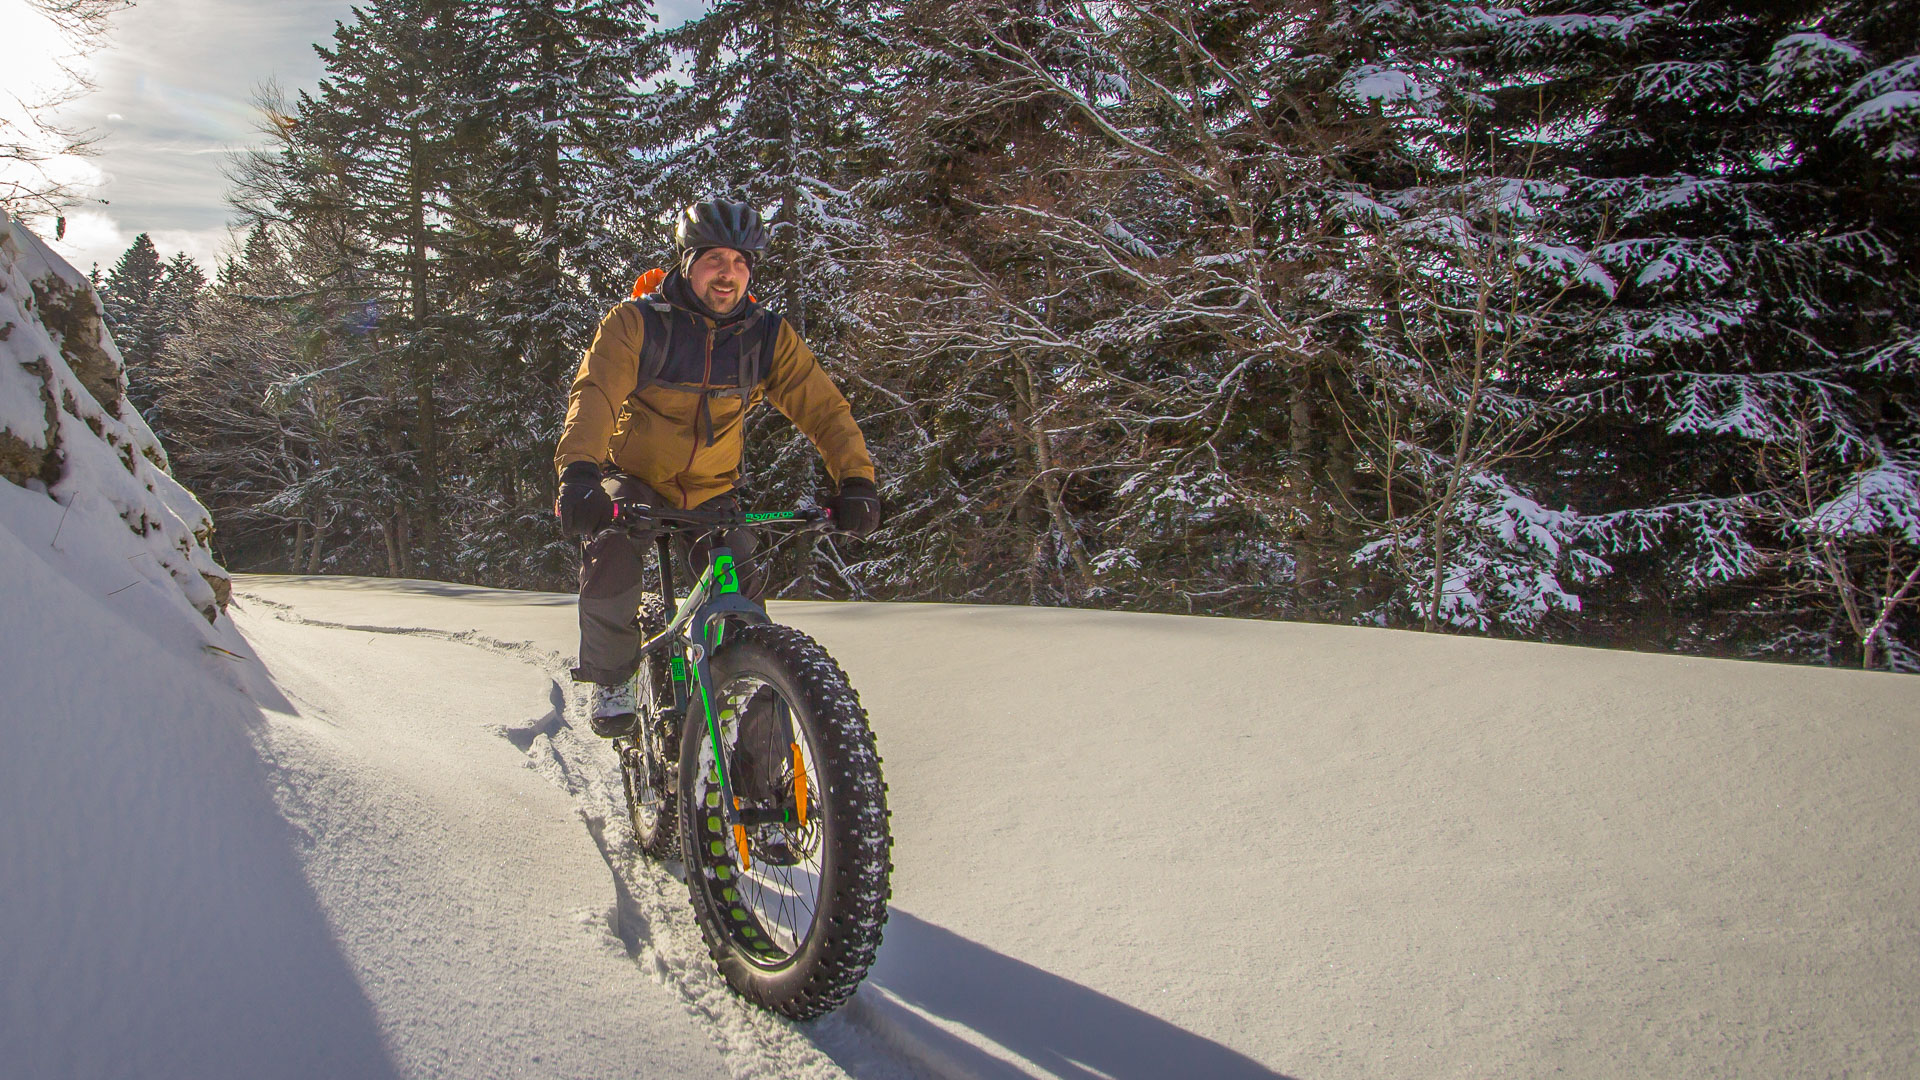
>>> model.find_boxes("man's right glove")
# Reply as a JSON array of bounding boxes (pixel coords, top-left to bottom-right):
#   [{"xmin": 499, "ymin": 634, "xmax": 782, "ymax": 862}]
[
  {"xmin": 556, "ymin": 461, "xmax": 615, "ymax": 539},
  {"xmin": 828, "ymin": 477, "xmax": 883, "ymax": 538}
]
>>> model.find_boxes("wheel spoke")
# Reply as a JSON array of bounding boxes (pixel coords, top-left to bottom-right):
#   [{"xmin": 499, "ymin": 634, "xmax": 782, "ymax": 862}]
[{"xmin": 685, "ymin": 672, "xmax": 834, "ymax": 964}]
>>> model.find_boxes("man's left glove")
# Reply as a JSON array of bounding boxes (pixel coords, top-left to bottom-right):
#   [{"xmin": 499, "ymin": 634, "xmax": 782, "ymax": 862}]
[
  {"xmin": 556, "ymin": 461, "xmax": 615, "ymax": 539},
  {"xmin": 828, "ymin": 477, "xmax": 883, "ymax": 538}
]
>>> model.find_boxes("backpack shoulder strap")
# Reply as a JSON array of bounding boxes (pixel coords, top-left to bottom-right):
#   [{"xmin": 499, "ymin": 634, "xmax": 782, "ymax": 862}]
[
  {"xmin": 745, "ymin": 311, "xmax": 783, "ymax": 394},
  {"xmin": 627, "ymin": 297, "xmax": 674, "ymax": 393}
]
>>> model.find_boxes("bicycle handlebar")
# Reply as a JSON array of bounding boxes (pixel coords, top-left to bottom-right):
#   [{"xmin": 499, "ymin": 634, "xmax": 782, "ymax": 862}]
[{"xmin": 607, "ymin": 500, "xmax": 833, "ymax": 533}]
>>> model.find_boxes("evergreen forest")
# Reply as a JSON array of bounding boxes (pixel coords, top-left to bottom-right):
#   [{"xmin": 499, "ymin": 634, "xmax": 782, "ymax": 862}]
[{"xmin": 104, "ymin": 0, "xmax": 1920, "ymax": 670}]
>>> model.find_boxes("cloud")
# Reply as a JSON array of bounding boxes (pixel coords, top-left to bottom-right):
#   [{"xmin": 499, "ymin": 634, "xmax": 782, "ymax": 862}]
[
  {"xmin": 26, "ymin": 2, "xmax": 358, "ymax": 255},
  {"xmin": 38, "ymin": 208, "xmax": 124, "ymax": 274},
  {"xmin": 29, "ymin": 208, "xmax": 237, "ymax": 281},
  {"xmin": 0, "ymin": 0, "xmax": 98, "ymax": 106},
  {"xmin": 148, "ymin": 224, "xmax": 244, "ymax": 274},
  {"xmin": 20, "ymin": 0, "xmax": 707, "ymax": 280}
]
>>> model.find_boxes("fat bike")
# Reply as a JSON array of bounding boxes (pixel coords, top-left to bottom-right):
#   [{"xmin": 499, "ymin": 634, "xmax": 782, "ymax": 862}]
[{"xmin": 607, "ymin": 502, "xmax": 890, "ymax": 1019}]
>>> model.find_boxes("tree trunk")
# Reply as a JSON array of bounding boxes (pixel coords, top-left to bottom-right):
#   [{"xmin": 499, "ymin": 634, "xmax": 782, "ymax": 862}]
[
  {"xmin": 1010, "ymin": 356, "xmax": 1094, "ymax": 600},
  {"xmin": 1427, "ymin": 308, "xmax": 1492, "ymax": 632},
  {"xmin": 305, "ymin": 525, "xmax": 328, "ymax": 575},
  {"xmin": 1322, "ymin": 374, "xmax": 1360, "ymax": 620},
  {"xmin": 292, "ymin": 519, "xmax": 308, "ymax": 573},
  {"xmin": 380, "ymin": 505, "xmax": 412, "ymax": 579},
  {"xmin": 381, "ymin": 516, "xmax": 403, "ymax": 578},
  {"xmin": 397, "ymin": 505, "xmax": 414, "ymax": 578},
  {"xmin": 407, "ymin": 119, "xmax": 439, "ymax": 562},
  {"xmin": 1288, "ymin": 368, "xmax": 1324, "ymax": 611},
  {"xmin": 535, "ymin": 17, "xmax": 567, "ymax": 389}
]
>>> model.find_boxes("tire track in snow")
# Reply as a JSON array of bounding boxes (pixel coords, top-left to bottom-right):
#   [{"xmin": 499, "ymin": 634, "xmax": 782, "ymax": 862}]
[{"xmin": 237, "ymin": 592, "xmax": 945, "ymax": 1080}]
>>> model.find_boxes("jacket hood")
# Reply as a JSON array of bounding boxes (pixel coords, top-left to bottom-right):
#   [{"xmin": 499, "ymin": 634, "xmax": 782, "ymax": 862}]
[{"xmin": 659, "ymin": 267, "xmax": 759, "ymax": 326}]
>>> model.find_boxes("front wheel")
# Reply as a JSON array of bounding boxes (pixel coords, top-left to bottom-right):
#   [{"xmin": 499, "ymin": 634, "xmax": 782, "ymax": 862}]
[{"xmin": 679, "ymin": 624, "xmax": 891, "ymax": 1019}]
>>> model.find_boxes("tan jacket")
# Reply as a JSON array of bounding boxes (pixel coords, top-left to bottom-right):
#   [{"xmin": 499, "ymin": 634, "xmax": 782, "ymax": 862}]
[{"xmin": 555, "ymin": 301, "xmax": 876, "ymax": 509}]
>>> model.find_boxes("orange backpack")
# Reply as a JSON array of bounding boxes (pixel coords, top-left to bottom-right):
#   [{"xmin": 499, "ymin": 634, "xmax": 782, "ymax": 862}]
[{"xmin": 630, "ymin": 267, "xmax": 667, "ymax": 298}]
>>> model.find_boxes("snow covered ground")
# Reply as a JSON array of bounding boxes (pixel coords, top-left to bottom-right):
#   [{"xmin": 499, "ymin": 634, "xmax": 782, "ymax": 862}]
[
  {"xmin": 14, "ymin": 187, "xmax": 1905, "ymax": 1078},
  {"xmin": 204, "ymin": 574, "xmax": 1919, "ymax": 1080}
]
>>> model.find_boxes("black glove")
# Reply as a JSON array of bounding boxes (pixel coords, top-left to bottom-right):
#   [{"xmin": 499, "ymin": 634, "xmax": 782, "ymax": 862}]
[
  {"xmin": 555, "ymin": 461, "xmax": 615, "ymax": 539},
  {"xmin": 828, "ymin": 477, "xmax": 883, "ymax": 538}
]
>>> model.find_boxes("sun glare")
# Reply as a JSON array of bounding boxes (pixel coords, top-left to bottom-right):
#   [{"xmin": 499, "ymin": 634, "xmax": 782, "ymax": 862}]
[
  {"xmin": 0, "ymin": 0, "xmax": 93, "ymax": 106},
  {"xmin": 0, "ymin": 0, "xmax": 104, "ymax": 214}
]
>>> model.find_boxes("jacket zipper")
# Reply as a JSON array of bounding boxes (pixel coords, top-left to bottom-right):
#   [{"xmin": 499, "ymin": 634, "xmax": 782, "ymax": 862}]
[{"xmin": 677, "ymin": 320, "xmax": 716, "ymax": 507}]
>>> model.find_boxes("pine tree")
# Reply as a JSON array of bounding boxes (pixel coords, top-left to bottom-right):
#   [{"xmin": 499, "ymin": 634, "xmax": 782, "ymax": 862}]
[
  {"xmin": 633, "ymin": 0, "xmax": 883, "ymax": 340},
  {"xmin": 130, "ymin": 251, "xmax": 209, "ymax": 425},
  {"xmin": 1461, "ymin": 0, "xmax": 1920, "ymax": 666},
  {"xmin": 101, "ymin": 237, "xmax": 206, "ymax": 427},
  {"xmin": 102, "ymin": 233, "xmax": 163, "ymax": 353},
  {"xmin": 457, "ymin": 0, "xmax": 660, "ymax": 379},
  {"xmin": 436, "ymin": 0, "xmax": 661, "ymax": 586},
  {"xmin": 262, "ymin": 0, "xmax": 489, "ymax": 574}
]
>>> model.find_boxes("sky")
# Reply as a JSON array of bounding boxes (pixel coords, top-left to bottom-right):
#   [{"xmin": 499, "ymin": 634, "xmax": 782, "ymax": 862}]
[{"xmin": 3, "ymin": 0, "xmax": 702, "ymax": 278}]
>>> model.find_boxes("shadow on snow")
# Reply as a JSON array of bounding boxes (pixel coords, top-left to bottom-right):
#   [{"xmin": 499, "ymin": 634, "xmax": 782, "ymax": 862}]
[{"xmin": 816, "ymin": 908, "xmax": 1294, "ymax": 1080}]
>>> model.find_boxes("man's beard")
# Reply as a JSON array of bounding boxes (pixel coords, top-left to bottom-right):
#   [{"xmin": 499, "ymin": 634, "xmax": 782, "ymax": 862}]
[{"xmin": 701, "ymin": 282, "xmax": 744, "ymax": 314}]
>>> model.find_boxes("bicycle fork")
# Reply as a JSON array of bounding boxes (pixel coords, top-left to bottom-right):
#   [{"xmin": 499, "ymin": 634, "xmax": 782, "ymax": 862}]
[
  {"xmin": 655, "ymin": 539, "xmax": 807, "ymax": 874},
  {"xmin": 684, "ymin": 548, "xmax": 796, "ymax": 873}
]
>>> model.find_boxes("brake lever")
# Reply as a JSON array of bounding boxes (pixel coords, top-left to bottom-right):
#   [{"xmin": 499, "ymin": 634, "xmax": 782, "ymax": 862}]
[{"xmin": 611, "ymin": 500, "xmax": 653, "ymax": 526}]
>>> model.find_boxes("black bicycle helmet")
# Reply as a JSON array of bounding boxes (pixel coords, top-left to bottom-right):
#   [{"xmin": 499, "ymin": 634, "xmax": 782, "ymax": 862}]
[{"xmin": 673, "ymin": 199, "xmax": 768, "ymax": 269}]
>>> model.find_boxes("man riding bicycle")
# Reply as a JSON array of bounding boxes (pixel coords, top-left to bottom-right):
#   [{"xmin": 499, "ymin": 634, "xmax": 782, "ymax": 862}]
[{"xmin": 553, "ymin": 198, "xmax": 882, "ymax": 740}]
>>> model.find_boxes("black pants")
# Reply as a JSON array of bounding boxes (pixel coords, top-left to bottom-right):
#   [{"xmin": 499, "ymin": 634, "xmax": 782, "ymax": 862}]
[{"xmin": 573, "ymin": 476, "xmax": 763, "ymax": 686}]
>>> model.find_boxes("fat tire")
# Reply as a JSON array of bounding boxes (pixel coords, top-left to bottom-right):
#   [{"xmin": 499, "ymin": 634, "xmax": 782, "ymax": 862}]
[
  {"xmin": 678, "ymin": 624, "xmax": 891, "ymax": 1019},
  {"xmin": 623, "ymin": 594, "xmax": 679, "ymax": 858}
]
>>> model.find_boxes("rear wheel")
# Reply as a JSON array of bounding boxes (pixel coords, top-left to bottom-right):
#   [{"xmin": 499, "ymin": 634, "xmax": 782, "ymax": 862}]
[
  {"xmin": 678, "ymin": 624, "xmax": 891, "ymax": 1019},
  {"xmin": 622, "ymin": 595, "xmax": 679, "ymax": 859}
]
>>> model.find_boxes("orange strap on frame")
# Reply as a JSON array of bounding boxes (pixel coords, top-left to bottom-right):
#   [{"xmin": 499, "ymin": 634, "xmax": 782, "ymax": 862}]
[
  {"xmin": 791, "ymin": 744, "xmax": 808, "ymax": 829},
  {"xmin": 733, "ymin": 800, "xmax": 751, "ymax": 873}
]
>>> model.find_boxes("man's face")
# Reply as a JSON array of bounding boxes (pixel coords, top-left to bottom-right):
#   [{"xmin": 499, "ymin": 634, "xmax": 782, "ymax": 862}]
[{"xmin": 687, "ymin": 247, "xmax": 752, "ymax": 315}]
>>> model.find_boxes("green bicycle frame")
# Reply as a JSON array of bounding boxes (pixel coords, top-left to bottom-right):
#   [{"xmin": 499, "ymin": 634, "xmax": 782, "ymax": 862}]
[
  {"xmin": 623, "ymin": 505, "xmax": 822, "ymax": 866},
  {"xmin": 638, "ymin": 544, "xmax": 771, "ymax": 841}
]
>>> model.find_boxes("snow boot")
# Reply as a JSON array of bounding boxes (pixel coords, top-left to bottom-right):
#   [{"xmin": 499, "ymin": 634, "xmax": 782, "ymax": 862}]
[{"xmin": 589, "ymin": 681, "xmax": 637, "ymax": 738}]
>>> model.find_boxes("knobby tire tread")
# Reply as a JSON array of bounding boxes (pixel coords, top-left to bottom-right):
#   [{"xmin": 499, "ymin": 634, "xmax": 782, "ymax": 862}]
[{"xmin": 623, "ymin": 594, "xmax": 678, "ymax": 859}]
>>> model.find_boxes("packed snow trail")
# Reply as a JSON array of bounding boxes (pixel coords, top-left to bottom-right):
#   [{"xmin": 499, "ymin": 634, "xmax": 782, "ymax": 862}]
[
  {"xmin": 233, "ymin": 575, "xmax": 1920, "ymax": 1079},
  {"xmin": 234, "ymin": 603, "xmax": 843, "ymax": 1080}
]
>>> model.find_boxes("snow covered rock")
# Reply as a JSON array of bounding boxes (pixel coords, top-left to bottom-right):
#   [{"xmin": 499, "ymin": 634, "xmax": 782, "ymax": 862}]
[{"xmin": 0, "ymin": 207, "xmax": 228, "ymax": 622}]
